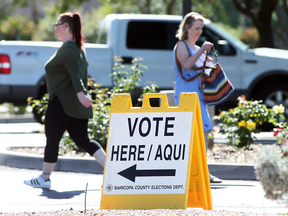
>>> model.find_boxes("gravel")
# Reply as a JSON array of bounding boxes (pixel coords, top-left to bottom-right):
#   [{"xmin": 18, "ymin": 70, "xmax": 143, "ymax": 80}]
[
  {"xmin": 207, "ymin": 144, "xmax": 270, "ymax": 164},
  {"xmin": 0, "ymin": 208, "xmax": 281, "ymax": 216}
]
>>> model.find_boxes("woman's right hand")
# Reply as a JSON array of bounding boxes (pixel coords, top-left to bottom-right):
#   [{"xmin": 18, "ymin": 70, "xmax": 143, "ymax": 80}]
[
  {"xmin": 201, "ymin": 41, "xmax": 214, "ymax": 52},
  {"xmin": 77, "ymin": 91, "xmax": 92, "ymax": 108}
]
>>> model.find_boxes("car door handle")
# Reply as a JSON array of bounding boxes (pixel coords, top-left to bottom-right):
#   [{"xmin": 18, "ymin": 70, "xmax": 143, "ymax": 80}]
[
  {"xmin": 121, "ymin": 57, "xmax": 133, "ymax": 64},
  {"xmin": 245, "ymin": 60, "xmax": 257, "ymax": 64}
]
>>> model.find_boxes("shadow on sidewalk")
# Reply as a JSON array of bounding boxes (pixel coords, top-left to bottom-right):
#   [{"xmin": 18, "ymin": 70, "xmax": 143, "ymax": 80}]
[{"xmin": 40, "ymin": 188, "xmax": 101, "ymax": 199}]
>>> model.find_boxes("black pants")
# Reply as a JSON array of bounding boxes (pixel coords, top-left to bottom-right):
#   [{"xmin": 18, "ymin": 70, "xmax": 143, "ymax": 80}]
[{"xmin": 44, "ymin": 96, "xmax": 100, "ymax": 163}]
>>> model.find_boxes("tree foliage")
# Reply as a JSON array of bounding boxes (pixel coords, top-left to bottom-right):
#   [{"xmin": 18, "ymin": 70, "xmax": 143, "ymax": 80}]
[
  {"xmin": 0, "ymin": 0, "xmax": 28, "ymax": 18},
  {"xmin": 232, "ymin": 0, "xmax": 278, "ymax": 48},
  {"xmin": 0, "ymin": 0, "xmax": 29, "ymax": 39},
  {"xmin": 47, "ymin": 0, "xmax": 90, "ymax": 16},
  {"xmin": 99, "ymin": 0, "xmax": 180, "ymax": 15},
  {"xmin": 192, "ymin": 0, "xmax": 241, "ymax": 27},
  {"xmin": 0, "ymin": 0, "xmax": 91, "ymax": 40},
  {"xmin": 1, "ymin": 15, "xmax": 36, "ymax": 40},
  {"xmin": 4, "ymin": 0, "xmax": 288, "ymax": 49}
]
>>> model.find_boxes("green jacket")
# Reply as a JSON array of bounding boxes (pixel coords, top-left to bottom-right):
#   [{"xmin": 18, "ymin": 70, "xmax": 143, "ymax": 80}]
[{"xmin": 45, "ymin": 41, "xmax": 93, "ymax": 119}]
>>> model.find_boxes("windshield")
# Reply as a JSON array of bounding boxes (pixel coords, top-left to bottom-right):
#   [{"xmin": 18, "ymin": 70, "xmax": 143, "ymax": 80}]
[{"xmin": 208, "ymin": 22, "xmax": 248, "ymax": 51}]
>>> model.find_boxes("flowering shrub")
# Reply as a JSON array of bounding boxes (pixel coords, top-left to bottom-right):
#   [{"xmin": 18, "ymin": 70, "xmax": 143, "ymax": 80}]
[
  {"xmin": 214, "ymin": 95, "xmax": 284, "ymax": 149},
  {"xmin": 255, "ymin": 142, "xmax": 288, "ymax": 202},
  {"xmin": 239, "ymin": 27, "xmax": 259, "ymax": 48},
  {"xmin": 274, "ymin": 121, "xmax": 288, "ymax": 142}
]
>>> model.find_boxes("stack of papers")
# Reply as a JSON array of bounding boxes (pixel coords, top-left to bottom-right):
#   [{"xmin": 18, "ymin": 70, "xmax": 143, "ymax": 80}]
[{"xmin": 195, "ymin": 52, "xmax": 214, "ymax": 76}]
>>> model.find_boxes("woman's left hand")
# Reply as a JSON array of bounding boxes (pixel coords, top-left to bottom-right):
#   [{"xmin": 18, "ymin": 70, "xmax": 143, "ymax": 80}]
[{"xmin": 77, "ymin": 91, "xmax": 92, "ymax": 108}]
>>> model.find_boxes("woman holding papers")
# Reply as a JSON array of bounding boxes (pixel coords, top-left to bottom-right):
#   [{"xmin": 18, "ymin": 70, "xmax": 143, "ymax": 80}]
[{"xmin": 173, "ymin": 12, "xmax": 222, "ymax": 183}]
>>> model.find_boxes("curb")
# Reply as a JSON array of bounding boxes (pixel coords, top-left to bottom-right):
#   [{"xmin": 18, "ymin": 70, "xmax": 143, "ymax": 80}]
[
  {"xmin": 0, "ymin": 146, "xmax": 104, "ymax": 174},
  {"xmin": 0, "ymin": 145, "xmax": 255, "ymax": 180},
  {"xmin": 0, "ymin": 113, "xmax": 36, "ymax": 124},
  {"xmin": 208, "ymin": 163, "xmax": 256, "ymax": 180}
]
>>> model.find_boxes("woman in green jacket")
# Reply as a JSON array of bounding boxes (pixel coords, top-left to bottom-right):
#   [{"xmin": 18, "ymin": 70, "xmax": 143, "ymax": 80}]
[{"xmin": 24, "ymin": 12, "xmax": 106, "ymax": 189}]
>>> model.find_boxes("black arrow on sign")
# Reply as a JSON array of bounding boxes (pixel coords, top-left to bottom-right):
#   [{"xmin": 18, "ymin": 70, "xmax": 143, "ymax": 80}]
[{"xmin": 117, "ymin": 164, "xmax": 176, "ymax": 182}]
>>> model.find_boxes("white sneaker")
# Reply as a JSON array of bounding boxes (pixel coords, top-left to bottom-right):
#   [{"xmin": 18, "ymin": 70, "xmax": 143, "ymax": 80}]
[{"xmin": 24, "ymin": 175, "xmax": 51, "ymax": 188}]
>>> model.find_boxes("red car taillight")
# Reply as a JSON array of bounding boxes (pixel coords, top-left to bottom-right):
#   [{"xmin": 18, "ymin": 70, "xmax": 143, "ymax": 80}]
[{"xmin": 0, "ymin": 54, "xmax": 11, "ymax": 74}]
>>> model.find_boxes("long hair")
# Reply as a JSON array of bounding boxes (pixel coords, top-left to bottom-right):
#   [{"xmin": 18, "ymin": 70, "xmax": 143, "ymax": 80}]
[
  {"xmin": 176, "ymin": 12, "xmax": 204, "ymax": 41},
  {"xmin": 59, "ymin": 12, "xmax": 85, "ymax": 49}
]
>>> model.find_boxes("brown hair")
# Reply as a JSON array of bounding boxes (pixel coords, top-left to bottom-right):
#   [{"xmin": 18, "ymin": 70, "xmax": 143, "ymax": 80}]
[
  {"xmin": 176, "ymin": 12, "xmax": 204, "ymax": 41},
  {"xmin": 59, "ymin": 12, "xmax": 85, "ymax": 49}
]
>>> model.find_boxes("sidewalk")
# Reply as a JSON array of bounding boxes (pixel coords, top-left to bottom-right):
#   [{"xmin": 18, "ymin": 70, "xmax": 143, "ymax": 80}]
[{"xmin": 0, "ymin": 113, "xmax": 278, "ymax": 180}]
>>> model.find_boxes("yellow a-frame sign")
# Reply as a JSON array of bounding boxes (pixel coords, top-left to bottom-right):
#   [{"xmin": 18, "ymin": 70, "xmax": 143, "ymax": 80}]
[{"xmin": 100, "ymin": 93, "xmax": 212, "ymax": 210}]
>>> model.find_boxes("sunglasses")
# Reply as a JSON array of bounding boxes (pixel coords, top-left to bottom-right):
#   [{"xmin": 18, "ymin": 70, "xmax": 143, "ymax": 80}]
[{"xmin": 53, "ymin": 23, "xmax": 64, "ymax": 29}]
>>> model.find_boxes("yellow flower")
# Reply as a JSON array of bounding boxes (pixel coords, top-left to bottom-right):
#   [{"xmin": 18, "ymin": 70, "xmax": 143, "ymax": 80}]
[
  {"xmin": 27, "ymin": 97, "xmax": 33, "ymax": 103},
  {"xmin": 246, "ymin": 120, "xmax": 256, "ymax": 131},
  {"xmin": 273, "ymin": 104, "xmax": 285, "ymax": 114},
  {"xmin": 237, "ymin": 95, "xmax": 246, "ymax": 101},
  {"xmin": 219, "ymin": 111, "xmax": 225, "ymax": 118},
  {"xmin": 238, "ymin": 120, "xmax": 246, "ymax": 128}
]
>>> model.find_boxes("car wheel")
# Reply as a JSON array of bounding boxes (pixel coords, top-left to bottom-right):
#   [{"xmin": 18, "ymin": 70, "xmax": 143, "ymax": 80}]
[
  {"xmin": 262, "ymin": 87, "xmax": 288, "ymax": 116},
  {"xmin": 254, "ymin": 83, "xmax": 288, "ymax": 112}
]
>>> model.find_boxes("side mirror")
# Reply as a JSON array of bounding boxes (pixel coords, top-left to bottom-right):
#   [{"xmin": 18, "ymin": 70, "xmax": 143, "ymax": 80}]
[{"xmin": 217, "ymin": 40, "xmax": 236, "ymax": 56}]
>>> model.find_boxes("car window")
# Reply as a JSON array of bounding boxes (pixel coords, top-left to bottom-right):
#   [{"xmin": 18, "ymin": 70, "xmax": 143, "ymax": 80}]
[
  {"xmin": 197, "ymin": 28, "xmax": 222, "ymax": 50},
  {"xmin": 126, "ymin": 21, "xmax": 179, "ymax": 50},
  {"xmin": 126, "ymin": 20, "xmax": 236, "ymax": 55},
  {"xmin": 197, "ymin": 27, "xmax": 236, "ymax": 55}
]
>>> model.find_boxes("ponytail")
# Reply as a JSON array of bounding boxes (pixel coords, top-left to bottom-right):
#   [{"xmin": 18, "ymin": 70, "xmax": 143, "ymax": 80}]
[
  {"xmin": 59, "ymin": 12, "xmax": 85, "ymax": 50},
  {"xmin": 72, "ymin": 13, "xmax": 85, "ymax": 49}
]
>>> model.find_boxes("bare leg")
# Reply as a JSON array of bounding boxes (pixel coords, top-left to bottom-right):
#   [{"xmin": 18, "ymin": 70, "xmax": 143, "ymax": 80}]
[
  {"xmin": 41, "ymin": 162, "xmax": 56, "ymax": 180},
  {"xmin": 204, "ymin": 131, "xmax": 210, "ymax": 151},
  {"xmin": 204, "ymin": 130, "xmax": 222, "ymax": 183}
]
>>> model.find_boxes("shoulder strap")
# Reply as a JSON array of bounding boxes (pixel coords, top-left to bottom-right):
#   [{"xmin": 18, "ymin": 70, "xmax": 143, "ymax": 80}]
[{"xmin": 175, "ymin": 41, "xmax": 202, "ymax": 82}]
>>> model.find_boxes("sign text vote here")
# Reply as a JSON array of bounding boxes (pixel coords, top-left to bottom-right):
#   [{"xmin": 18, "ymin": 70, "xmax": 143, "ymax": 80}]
[{"xmin": 103, "ymin": 112, "xmax": 193, "ymax": 195}]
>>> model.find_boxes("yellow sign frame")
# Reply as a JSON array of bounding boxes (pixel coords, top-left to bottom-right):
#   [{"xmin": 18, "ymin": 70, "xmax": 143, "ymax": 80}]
[{"xmin": 100, "ymin": 93, "xmax": 212, "ymax": 210}]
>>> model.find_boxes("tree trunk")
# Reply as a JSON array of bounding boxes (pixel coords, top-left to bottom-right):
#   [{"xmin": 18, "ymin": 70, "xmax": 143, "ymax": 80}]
[
  {"xmin": 165, "ymin": 0, "xmax": 177, "ymax": 15},
  {"xmin": 274, "ymin": 1, "xmax": 288, "ymax": 49},
  {"xmin": 135, "ymin": 0, "xmax": 151, "ymax": 14},
  {"xmin": 31, "ymin": 0, "xmax": 39, "ymax": 25},
  {"xmin": 252, "ymin": 17, "xmax": 275, "ymax": 48},
  {"xmin": 232, "ymin": 0, "xmax": 278, "ymax": 48}
]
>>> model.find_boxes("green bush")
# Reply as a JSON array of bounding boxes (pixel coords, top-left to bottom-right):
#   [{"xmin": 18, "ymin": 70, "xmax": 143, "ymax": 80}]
[
  {"xmin": 0, "ymin": 103, "xmax": 27, "ymax": 115},
  {"xmin": 8, "ymin": 104, "xmax": 27, "ymax": 115},
  {"xmin": 240, "ymin": 27, "xmax": 259, "ymax": 48},
  {"xmin": 1, "ymin": 15, "xmax": 36, "ymax": 40}
]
